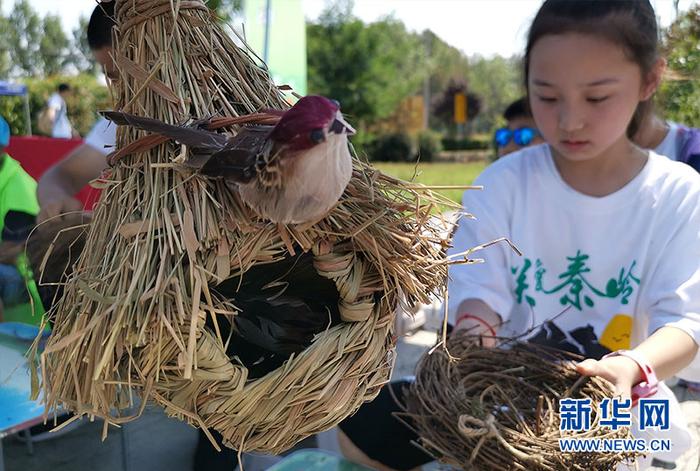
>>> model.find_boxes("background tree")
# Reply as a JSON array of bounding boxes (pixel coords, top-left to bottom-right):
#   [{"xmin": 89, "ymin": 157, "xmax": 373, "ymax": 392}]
[
  {"xmin": 0, "ymin": 0, "xmax": 12, "ymax": 79},
  {"xmin": 431, "ymin": 79, "xmax": 481, "ymax": 136},
  {"xmin": 307, "ymin": 1, "xmax": 427, "ymax": 131},
  {"xmin": 7, "ymin": 0, "xmax": 42, "ymax": 76},
  {"xmin": 422, "ymin": 31, "xmax": 478, "ymax": 133},
  {"xmin": 466, "ymin": 55, "xmax": 522, "ymax": 134},
  {"xmin": 69, "ymin": 15, "xmax": 98, "ymax": 75},
  {"xmin": 422, "ymin": 31, "xmax": 470, "ymax": 98},
  {"xmin": 40, "ymin": 14, "xmax": 70, "ymax": 76},
  {"xmin": 208, "ymin": 0, "xmax": 243, "ymax": 23},
  {"xmin": 658, "ymin": 4, "xmax": 700, "ymax": 126}
]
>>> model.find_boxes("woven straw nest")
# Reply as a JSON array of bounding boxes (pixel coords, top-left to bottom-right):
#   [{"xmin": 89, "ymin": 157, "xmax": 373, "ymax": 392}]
[
  {"xmin": 31, "ymin": 0, "xmax": 455, "ymax": 453},
  {"xmin": 401, "ymin": 331, "xmax": 639, "ymax": 471}
]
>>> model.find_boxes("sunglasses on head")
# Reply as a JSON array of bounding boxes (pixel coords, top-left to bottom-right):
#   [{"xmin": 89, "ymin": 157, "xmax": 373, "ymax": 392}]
[{"xmin": 494, "ymin": 127, "xmax": 540, "ymax": 148}]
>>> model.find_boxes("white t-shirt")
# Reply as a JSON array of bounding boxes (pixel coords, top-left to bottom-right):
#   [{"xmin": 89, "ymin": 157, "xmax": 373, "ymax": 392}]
[
  {"xmin": 654, "ymin": 122, "xmax": 681, "ymax": 161},
  {"xmin": 448, "ymin": 144, "xmax": 700, "ymax": 380},
  {"xmin": 47, "ymin": 92, "xmax": 71, "ymax": 139},
  {"xmin": 84, "ymin": 117, "xmax": 117, "ymax": 156}
]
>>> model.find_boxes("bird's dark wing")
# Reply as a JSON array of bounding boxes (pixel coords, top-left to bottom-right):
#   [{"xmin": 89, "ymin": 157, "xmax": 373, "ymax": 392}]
[
  {"xmin": 218, "ymin": 251, "xmax": 339, "ymax": 301},
  {"xmin": 192, "ymin": 125, "xmax": 274, "ymax": 183},
  {"xmin": 231, "ymin": 295, "xmax": 331, "ymax": 355},
  {"xmin": 101, "ymin": 111, "xmax": 229, "ymax": 151},
  {"xmin": 210, "ymin": 251, "xmax": 342, "ymax": 379}
]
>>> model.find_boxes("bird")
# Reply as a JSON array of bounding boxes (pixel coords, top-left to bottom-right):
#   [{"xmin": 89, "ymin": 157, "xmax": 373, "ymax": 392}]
[{"xmin": 102, "ymin": 95, "xmax": 356, "ymax": 224}]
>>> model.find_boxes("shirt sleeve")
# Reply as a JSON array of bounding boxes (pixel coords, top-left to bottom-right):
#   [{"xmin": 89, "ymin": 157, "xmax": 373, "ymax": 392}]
[
  {"xmin": 446, "ymin": 164, "xmax": 516, "ymax": 324},
  {"xmin": 84, "ymin": 117, "xmax": 117, "ymax": 156},
  {"xmin": 47, "ymin": 94, "xmax": 62, "ymax": 110},
  {"xmin": 643, "ymin": 185, "xmax": 700, "ymax": 380}
]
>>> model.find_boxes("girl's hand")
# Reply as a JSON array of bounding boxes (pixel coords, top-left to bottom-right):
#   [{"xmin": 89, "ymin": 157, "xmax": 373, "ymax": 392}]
[
  {"xmin": 451, "ymin": 299, "xmax": 502, "ymax": 348},
  {"xmin": 37, "ymin": 196, "xmax": 84, "ymax": 224},
  {"xmin": 576, "ymin": 355, "xmax": 644, "ymax": 399},
  {"xmin": 453, "ymin": 314, "xmax": 498, "ymax": 348}
]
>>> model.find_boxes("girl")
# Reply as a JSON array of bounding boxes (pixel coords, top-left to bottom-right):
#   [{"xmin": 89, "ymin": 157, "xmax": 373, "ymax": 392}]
[
  {"xmin": 339, "ymin": 1, "xmax": 700, "ymax": 470},
  {"xmin": 449, "ymin": 0, "xmax": 700, "ymax": 468}
]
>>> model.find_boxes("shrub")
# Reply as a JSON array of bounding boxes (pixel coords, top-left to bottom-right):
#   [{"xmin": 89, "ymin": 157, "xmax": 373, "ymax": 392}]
[
  {"xmin": 414, "ymin": 130, "xmax": 442, "ymax": 162},
  {"xmin": 0, "ymin": 75, "xmax": 110, "ymax": 136},
  {"xmin": 441, "ymin": 137, "xmax": 490, "ymax": 151},
  {"xmin": 368, "ymin": 132, "xmax": 413, "ymax": 162},
  {"xmin": 348, "ymin": 131, "xmax": 376, "ymax": 160}
]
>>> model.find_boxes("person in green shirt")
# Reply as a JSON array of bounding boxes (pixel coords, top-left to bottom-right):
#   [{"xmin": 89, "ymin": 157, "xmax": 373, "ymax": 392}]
[{"xmin": 0, "ymin": 115, "xmax": 41, "ymax": 320}]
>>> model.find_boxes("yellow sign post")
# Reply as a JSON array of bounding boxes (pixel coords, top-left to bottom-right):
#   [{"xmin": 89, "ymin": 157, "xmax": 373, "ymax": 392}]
[{"xmin": 454, "ymin": 92, "xmax": 467, "ymax": 124}]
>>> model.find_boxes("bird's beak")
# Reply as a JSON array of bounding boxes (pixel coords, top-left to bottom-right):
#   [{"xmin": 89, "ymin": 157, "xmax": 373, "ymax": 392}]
[{"xmin": 330, "ymin": 114, "xmax": 356, "ymax": 136}]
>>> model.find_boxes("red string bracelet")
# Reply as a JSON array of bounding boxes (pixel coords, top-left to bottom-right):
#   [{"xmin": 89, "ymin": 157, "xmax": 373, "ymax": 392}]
[{"xmin": 455, "ymin": 313, "xmax": 497, "ymax": 337}]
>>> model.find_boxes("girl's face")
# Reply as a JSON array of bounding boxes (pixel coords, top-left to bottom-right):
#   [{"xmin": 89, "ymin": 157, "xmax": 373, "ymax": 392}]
[{"xmin": 528, "ymin": 33, "xmax": 655, "ymax": 162}]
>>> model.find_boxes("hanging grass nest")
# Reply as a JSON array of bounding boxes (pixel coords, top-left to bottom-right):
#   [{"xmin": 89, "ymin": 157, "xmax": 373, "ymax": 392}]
[
  {"xmin": 31, "ymin": 0, "xmax": 456, "ymax": 453},
  {"xmin": 401, "ymin": 331, "xmax": 639, "ymax": 471}
]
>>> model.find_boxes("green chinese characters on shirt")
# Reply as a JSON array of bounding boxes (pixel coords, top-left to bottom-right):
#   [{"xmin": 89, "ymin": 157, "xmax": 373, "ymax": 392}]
[{"xmin": 510, "ymin": 250, "xmax": 640, "ymax": 310}]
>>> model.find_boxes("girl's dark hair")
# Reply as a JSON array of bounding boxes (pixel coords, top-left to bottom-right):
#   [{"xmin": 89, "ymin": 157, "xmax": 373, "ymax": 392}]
[
  {"xmin": 87, "ymin": 2, "xmax": 117, "ymax": 50},
  {"xmin": 524, "ymin": 0, "xmax": 659, "ymax": 137}
]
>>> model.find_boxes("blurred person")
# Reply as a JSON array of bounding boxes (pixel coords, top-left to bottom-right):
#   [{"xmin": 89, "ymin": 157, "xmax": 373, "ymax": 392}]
[
  {"xmin": 45, "ymin": 83, "xmax": 76, "ymax": 139},
  {"xmin": 634, "ymin": 111, "xmax": 700, "ymax": 170},
  {"xmin": 37, "ymin": 1, "xmax": 117, "ymax": 223},
  {"xmin": 20, "ymin": 0, "xmax": 116, "ymax": 445},
  {"xmin": 495, "ymin": 98, "xmax": 700, "ymax": 166},
  {"xmin": 0, "ymin": 115, "xmax": 40, "ymax": 316},
  {"xmin": 35, "ymin": 3, "xmax": 242, "ymax": 469},
  {"xmin": 494, "ymin": 97, "xmax": 544, "ymax": 158}
]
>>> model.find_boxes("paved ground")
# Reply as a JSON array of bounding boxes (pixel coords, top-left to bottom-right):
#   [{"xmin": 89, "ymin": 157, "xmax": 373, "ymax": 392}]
[
  {"xmin": 3, "ymin": 325, "xmax": 700, "ymax": 471},
  {"xmin": 660, "ymin": 386, "xmax": 700, "ymax": 471}
]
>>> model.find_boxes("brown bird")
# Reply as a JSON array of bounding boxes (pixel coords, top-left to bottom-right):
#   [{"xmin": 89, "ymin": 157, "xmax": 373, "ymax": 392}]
[{"xmin": 103, "ymin": 96, "xmax": 356, "ymax": 224}]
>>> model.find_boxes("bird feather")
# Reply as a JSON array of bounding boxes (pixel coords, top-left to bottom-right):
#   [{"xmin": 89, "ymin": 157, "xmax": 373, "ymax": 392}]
[
  {"xmin": 210, "ymin": 251, "xmax": 342, "ymax": 379},
  {"xmin": 101, "ymin": 110, "xmax": 229, "ymax": 151},
  {"xmin": 194, "ymin": 126, "xmax": 275, "ymax": 183}
]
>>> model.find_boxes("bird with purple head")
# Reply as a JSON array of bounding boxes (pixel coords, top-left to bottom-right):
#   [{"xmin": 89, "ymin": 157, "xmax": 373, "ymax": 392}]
[{"xmin": 103, "ymin": 95, "xmax": 355, "ymax": 224}]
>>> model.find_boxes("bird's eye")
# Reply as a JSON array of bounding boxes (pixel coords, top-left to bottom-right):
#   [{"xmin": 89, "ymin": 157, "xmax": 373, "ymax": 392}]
[{"xmin": 310, "ymin": 129, "xmax": 326, "ymax": 144}]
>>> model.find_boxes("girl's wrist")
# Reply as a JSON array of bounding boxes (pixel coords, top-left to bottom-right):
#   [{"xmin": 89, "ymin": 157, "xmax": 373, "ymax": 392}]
[
  {"xmin": 602, "ymin": 355, "xmax": 644, "ymax": 385},
  {"xmin": 602, "ymin": 349, "xmax": 658, "ymax": 401}
]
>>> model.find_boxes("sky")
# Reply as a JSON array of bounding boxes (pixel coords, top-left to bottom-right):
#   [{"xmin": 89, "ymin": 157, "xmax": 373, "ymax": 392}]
[{"xmin": 5, "ymin": 0, "xmax": 698, "ymax": 58}]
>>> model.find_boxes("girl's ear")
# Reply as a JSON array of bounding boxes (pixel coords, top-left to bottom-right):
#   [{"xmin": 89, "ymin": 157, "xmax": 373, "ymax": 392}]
[{"xmin": 640, "ymin": 57, "xmax": 666, "ymax": 101}]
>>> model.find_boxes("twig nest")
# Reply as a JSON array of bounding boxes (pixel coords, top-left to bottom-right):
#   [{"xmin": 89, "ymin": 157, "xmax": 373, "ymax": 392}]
[{"xmin": 402, "ymin": 331, "xmax": 639, "ymax": 470}]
